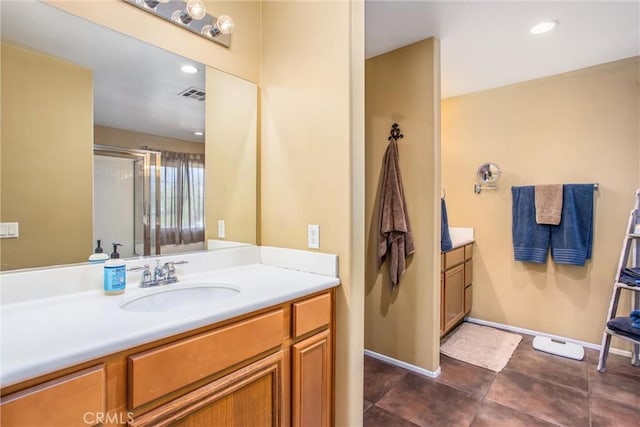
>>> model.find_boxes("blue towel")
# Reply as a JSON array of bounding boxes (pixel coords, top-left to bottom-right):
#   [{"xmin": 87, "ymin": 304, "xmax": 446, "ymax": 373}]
[
  {"xmin": 631, "ymin": 310, "xmax": 640, "ymax": 328},
  {"xmin": 512, "ymin": 186, "xmax": 550, "ymax": 263},
  {"xmin": 550, "ymin": 184, "xmax": 594, "ymax": 266},
  {"xmin": 441, "ymin": 198, "xmax": 453, "ymax": 252}
]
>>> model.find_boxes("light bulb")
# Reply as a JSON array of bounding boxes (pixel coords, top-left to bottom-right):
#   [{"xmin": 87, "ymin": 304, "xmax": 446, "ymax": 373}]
[
  {"xmin": 186, "ymin": 0, "xmax": 207, "ymax": 20},
  {"xmin": 201, "ymin": 14, "xmax": 235, "ymax": 38},
  {"xmin": 216, "ymin": 15, "xmax": 235, "ymax": 35}
]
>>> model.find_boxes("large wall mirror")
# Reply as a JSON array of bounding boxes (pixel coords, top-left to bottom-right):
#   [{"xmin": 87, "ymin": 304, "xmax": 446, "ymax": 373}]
[{"xmin": 0, "ymin": 1, "xmax": 257, "ymax": 271}]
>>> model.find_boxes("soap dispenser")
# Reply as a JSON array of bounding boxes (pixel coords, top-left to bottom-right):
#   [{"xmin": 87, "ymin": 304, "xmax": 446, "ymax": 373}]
[
  {"xmin": 89, "ymin": 239, "xmax": 109, "ymax": 263},
  {"xmin": 103, "ymin": 243, "xmax": 126, "ymax": 295}
]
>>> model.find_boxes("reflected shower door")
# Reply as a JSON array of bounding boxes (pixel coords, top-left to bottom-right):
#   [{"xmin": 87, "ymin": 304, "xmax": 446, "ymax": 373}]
[{"xmin": 93, "ymin": 146, "xmax": 161, "ymax": 257}]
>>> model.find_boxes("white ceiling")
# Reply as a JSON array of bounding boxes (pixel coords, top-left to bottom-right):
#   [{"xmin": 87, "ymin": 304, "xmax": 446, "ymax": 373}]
[
  {"xmin": 1, "ymin": 0, "xmax": 206, "ymax": 143},
  {"xmin": 366, "ymin": 0, "xmax": 640, "ymax": 98}
]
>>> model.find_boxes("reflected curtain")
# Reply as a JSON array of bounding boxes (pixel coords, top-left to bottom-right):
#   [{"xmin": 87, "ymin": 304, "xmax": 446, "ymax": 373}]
[{"xmin": 159, "ymin": 151, "xmax": 205, "ymax": 245}]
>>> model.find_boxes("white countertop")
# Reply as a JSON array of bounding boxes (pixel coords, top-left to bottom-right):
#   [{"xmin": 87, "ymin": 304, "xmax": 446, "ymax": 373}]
[
  {"xmin": 446, "ymin": 227, "xmax": 475, "ymax": 251},
  {"xmin": 0, "ymin": 248, "xmax": 340, "ymax": 387}
]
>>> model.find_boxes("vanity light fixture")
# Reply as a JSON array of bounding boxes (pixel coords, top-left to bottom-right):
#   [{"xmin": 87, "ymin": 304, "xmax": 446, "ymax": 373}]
[
  {"xmin": 180, "ymin": 64, "xmax": 198, "ymax": 74},
  {"xmin": 194, "ymin": 131, "xmax": 204, "ymax": 136},
  {"xmin": 125, "ymin": 0, "xmax": 234, "ymax": 48},
  {"xmin": 530, "ymin": 20, "xmax": 558, "ymax": 34}
]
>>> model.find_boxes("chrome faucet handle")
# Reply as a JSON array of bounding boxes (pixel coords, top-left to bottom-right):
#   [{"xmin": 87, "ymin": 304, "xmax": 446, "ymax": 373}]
[
  {"xmin": 164, "ymin": 260, "xmax": 187, "ymax": 280},
  {"xmin": 127, "ymin": 264, "xmax": 149, "ymax": 272},
  {"xmin": 128, "ymin": 264, "xmax": 152, "ymax": 285}
]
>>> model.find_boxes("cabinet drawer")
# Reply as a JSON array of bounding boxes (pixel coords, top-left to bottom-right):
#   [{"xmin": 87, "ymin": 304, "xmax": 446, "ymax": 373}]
[
  {"xmin": 464, "ymin": 244, "xmax": 473, "ymax": 260},
  {"xmin": 129, "ymin": 309, "xmax": 284, "ymax": 408},
  {"xmin": 1, "ymin": 365, "xmax": 105, "ymax": 427},
  {"xmin": 293, "ymin": 292, "xmax": 331, "ymax": 338},
  {"xmin": 444, "ymin": 246, "xmax": 464, "ymax": 269},
  {"xmin": 464, "ymin": 260, "xmax": 473, "ymax": 287}
]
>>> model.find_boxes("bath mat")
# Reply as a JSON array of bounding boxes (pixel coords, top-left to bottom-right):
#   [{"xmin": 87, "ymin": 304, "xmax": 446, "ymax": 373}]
[{"xmin": 440, "ymin": 322, "xmax": 522, "ymax": 372}]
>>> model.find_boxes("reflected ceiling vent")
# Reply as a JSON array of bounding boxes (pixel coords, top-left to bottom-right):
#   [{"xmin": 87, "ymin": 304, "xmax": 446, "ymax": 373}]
[{"xmin": 178, "ymin": 87, "xmax": 206, "ymax": 101}]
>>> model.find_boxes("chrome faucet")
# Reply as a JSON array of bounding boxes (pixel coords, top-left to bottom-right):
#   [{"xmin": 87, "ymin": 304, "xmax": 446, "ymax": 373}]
[{"xmin": 128, "ymin": 260, "xmax": 189, "ymax": 287}]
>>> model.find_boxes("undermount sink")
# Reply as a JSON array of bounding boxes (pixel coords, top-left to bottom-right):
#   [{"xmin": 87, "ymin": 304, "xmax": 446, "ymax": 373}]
[{"xmin": 120, "ymin": 283, "xmax": 240, "ymax": 312}]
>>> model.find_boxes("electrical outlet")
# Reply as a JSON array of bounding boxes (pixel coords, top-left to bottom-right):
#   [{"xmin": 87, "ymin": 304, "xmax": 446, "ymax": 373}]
[
  {"xmin": 308, "ymin": 224, "xmax": 320, "ymax": 249},
  {"xmin": 218, "ymin": 220, "xmax": 226, "ymax": 238}
]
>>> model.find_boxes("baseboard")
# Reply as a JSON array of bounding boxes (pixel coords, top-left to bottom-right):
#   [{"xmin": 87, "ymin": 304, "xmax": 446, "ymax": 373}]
[
  {"xmin": 364, "ymin": 349, "xmax": 441, "ymax": 379},
  {"xmin": 465, "ymin": 317, "xmax": 633, "ymax": 358}
]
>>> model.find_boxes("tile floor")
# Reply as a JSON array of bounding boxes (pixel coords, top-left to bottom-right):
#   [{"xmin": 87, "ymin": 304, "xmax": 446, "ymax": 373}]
[{"xmin": 364, "ymin": 331, "xmax": 640, "ymax": 427}]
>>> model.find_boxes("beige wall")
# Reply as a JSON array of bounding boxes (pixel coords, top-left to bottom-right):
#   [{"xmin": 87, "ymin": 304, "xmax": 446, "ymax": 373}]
[
  {"xmin": 95, "ymin": 125, "xmax": 205, "ymax": 154},
  {"xmin": 442, "ymin": 57, "xmax": 640, "ymax": 346},
  {"xmin": 1, "ymin": 44, "xmax": 93, "ymax": 270},
  {"xmin": 260, "ymin": 1, "xmax": 364, "ymax": 424},
  {"xmin": 206, "ymin": 67, "xmax": 257, "ymax": 244},
  {"xmin": 46, "ymin": 0, "xmax": 261, "ymax": 83},
  {"xmin": 364, "ymin": 39, "xmax": 441, "ymax": 372}
]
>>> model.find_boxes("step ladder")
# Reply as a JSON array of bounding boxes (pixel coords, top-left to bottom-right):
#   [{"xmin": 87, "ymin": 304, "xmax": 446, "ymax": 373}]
[{"xmin": 597, "ymin": 190, "xmax": 640, "ymax": 372}]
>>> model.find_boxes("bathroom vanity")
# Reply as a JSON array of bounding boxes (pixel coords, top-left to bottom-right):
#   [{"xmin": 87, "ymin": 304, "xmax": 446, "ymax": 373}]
[
  {"xmin": 0, "ymin": 246, "xmax": 339, "ymax": 426},
  {"xmin": 441, "ymin": 235, "xmax": 474, "ymax": 337}
]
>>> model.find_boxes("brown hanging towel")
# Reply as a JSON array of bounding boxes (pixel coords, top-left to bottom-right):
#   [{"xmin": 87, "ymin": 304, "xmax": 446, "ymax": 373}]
[{"xmin": 377, "ymin": 135, "xmax": 415, "ymax": 288}]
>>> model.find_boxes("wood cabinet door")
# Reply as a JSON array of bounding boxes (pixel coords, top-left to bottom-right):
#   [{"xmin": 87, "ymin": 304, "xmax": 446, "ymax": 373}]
[
  {"xmin": 292, "ymin": 329, "xmax": 331, "ymax": 427},
  {"xmin": 130, "ymin": 351, "xmax": 285, "ymax": 427},
  {"xmin": 0, "ymin": 365, "xmax": 105, "ymax": 427},
  {"xmin": 444, "ymin": 264, "xmax": 465, "ymax": 333}
]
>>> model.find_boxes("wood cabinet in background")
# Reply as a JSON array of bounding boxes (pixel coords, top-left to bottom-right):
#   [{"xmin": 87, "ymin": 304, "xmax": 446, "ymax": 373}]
[{"xmin": 441, "ymin": 243, "xmax": 473, "ymax": 337}]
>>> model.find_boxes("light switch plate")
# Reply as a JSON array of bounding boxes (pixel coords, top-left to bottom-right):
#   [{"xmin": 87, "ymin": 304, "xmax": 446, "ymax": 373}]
[{"xmin": 0, "ymin": 222, "xmax": 19, "ymax": 238}]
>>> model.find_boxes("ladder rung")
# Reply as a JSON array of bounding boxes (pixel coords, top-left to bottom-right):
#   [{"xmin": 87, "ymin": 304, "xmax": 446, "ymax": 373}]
[
  {"xmin": 626, "ymin": 233, "xmax": 640, "ymax": 238},
  {"xmin": 604, "ymin": 328, "xmax": 640, "ymax": 345},
  {"xmin": 614, "ymin": 281, "xmax": 640, "ymax": 291}
]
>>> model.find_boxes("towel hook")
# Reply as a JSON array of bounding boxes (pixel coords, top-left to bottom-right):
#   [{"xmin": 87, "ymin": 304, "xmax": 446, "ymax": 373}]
[{"xmin": 388, "ymin": 123, "xmax": 403, "ymax": 142}]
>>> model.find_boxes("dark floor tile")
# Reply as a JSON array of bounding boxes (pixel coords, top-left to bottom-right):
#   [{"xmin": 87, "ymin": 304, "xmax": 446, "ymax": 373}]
[
  {"xmin": 363, "ymin": 355, "xmax": 408, "ymax": 403},
  {"xmin": 470, "ymin": 400, "xmax": 560, "ymax": 427},
  {"xmin": 377, "ymin": 373, "xmax": 481, "ymax": 427},
  {"xmin": 437, "ymin": 355, "xmax": 496, "ymax": 398},
  {"xmin": 504, "ymin": 338, "xmax": 588, "ymax": 391},
  {"xmin": 486, "ymin": 370, "xmax": 589, "ymax": 427},
  {"xmin": 518, "ymin": 334, "xmax": 534, "ymax": 347},
  {"xmin": 586, "ymin": 348, "xmax": 640, "ymax": 380},
  {"xmin": 590, "ymin": 396, "xmax": 640, "ymax": 427},
  {"xmin": 588, "ymin": 362, "xmax": 640, "ymax": 409},
  {"xmin": 363, "ymin": 405, "xmax": 420, "ymax": 427},
  {"xmin": 363, "ymin": 399, "xmax": 373, "ymax": 413}
]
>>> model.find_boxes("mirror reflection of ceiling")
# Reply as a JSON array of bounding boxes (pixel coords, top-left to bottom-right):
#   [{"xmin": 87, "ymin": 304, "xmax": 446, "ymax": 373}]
[{"xmin": 1, "ymin": 0, "xmax": 205, "ymax": 143}]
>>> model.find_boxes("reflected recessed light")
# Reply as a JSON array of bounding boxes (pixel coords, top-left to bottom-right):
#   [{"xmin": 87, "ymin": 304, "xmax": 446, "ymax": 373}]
[
  {"xmin": 181, "ymin": 64, "xmax": 198, "ymax": 74},
  {"xmin": 530, "ymin": 20, "xmax": 558, "ymax": 34},
  {"xmin": 194, "ymin": 131, "xmax": 204, "ymax": 136}
]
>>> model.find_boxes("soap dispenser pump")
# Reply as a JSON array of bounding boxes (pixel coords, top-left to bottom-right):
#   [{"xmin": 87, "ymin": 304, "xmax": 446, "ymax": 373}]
[
  {"xmin": 110, "ymin": 243, "xmax": 122, "ymax": 259},
  {"xmin": 88, "ymin": 239, "xmax": 109, "ymax": 263},
  {"xmin": 104, "ymin": 243, "xmax": 126, "ymax": 295}
]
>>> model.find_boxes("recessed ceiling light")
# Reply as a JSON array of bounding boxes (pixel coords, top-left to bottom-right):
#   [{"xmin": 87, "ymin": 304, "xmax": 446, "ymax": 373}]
[
  {"xmin": 181, "ymin": 64, "xmax": 198, "ymax": 74},
  {"xmin": 194, "ymin": 131, "xmax": 204, "ymax": 136},
  {"xmin": 530, "ymin": 20, "xmax": 558, "ymax": 35}
]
